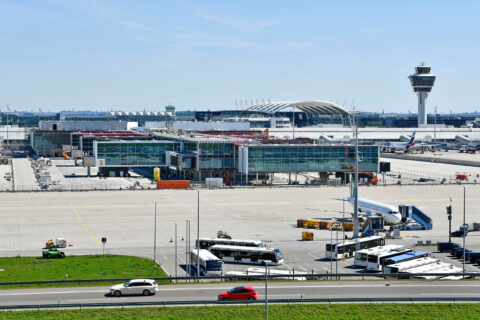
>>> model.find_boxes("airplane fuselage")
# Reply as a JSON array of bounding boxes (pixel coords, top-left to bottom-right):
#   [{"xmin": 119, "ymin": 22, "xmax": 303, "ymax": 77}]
[{"xmin": 348, "ymin": 197, "xmax": 402, "ymax": 224}]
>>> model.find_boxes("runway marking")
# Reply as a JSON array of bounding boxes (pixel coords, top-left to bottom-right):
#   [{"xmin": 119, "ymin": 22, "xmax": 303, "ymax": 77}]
[
  {"xmin": 51, "ymin": 206, "xmax": 57, "ymax": 209},
  {"xmin": 316, "ymin": 201, "xmax": 323, "ymax": 204},
  {"xmin": 283, "ymin": 201, "xmax": 292, "ymax": 205},
  {"xmin": 69, "ymin": 203, "xmax": 101, "ymax": 246},
  {"xmin": 87, "ymin": 205, "xmax": 94, "ymax": 208}
]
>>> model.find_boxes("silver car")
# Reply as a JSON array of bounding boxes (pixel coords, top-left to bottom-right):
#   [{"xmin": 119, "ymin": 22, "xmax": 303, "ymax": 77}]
[{"xmin": 110, "ymin": 279, "xmax": 158, "ymax": 297}]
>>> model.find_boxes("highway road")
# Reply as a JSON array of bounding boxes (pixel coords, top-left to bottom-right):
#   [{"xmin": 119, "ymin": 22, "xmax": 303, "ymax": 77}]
[{"xmin": 1, "ymin": 281, "xmax": 480, "ymax": 306}]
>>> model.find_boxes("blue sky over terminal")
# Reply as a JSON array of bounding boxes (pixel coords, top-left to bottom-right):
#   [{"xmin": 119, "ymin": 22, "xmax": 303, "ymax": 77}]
[{"xmin": 0, "ymin": 0, "xmax": 479, "ymax": 113}]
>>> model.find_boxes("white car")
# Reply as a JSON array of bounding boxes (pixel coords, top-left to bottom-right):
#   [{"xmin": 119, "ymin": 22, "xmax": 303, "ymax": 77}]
[{"xmin": 110, "ymin": 279, "xmax": 158, "ymax": 297}]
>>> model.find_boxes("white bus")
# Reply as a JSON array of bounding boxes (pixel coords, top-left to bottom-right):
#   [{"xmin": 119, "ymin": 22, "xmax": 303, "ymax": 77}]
[
  {"xmin": 354, "ymin": 244, "xmax": 405, "ymax": 268},
  {"xmin": 404, "ymin": 262, "xmax": 462, "ymax": 279},
  {"xmin": 190, "ymin": 249, "xmax": 223, "ymax": 276},
  {"xmin": 366, "ymin": 247, "xmax": 412, "ymax": 272},
  {"xmin": 384, "ymin": 257, "xmax": 439, "ymax": 274},
  {"xmin": 209, "ymin": 245, "xmax": 284, "ymax": 266},
  {"xmin": 196, "ymin": 238, "xmax": 264, "ymax": 250},
  {"xmin": 325, "ymin": 236, "xmax": 385, "ymax": 260}
]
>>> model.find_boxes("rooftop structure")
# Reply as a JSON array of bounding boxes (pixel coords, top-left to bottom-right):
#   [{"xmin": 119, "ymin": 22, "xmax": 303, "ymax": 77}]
[{"xmin": 409, "ymin": 62, "xmax": 436, "ymax": 127}]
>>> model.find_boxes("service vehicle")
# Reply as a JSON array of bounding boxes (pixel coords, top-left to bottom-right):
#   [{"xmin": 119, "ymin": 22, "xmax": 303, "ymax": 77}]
[
  {"xmin": 437, "ymin": 242, "xmax": 458, "ymax": 253},
  {"xmin": 209, "ymin": 245, "xmax": 283, "ymax": 265},
  {"xmin": 366, "ymin": 247, "xmax": 412, "ymax": 272},
  {"xmin": 326, "ymin": 236, "xmax": 385, "ymax": 260},
  {"xmin": 354, "ymin": 244, "xmax": 404, "ymax": 268},
  {"xmin": 196, "ymin": 238, "xmax": 263, "ymax": 250}
]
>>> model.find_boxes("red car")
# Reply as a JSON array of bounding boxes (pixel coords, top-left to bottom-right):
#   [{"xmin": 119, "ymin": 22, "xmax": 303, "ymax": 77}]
[{"xmin": 218, "ymin": 286, "xmax": 258, "ymax": 301}]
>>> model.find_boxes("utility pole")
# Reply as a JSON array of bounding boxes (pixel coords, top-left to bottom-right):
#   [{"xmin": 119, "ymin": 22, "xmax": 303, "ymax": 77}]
[
  {"xmin": 154, "ymin": 201, "xmax": 157, "ymax": 265},
  {"xmin": 186, "ymin": 219, "xmax": 190, "ymax": 277},
  {"xmin": 197, "ymin": 190, "xmax": 200, "ymax": 278},
  {"xmin": 335, "ymin": 222, "xmax": 339, "ymax": 279},
  {"xmin": 434, "ymin": 106, "xmax": 438, "ymax": 143}
]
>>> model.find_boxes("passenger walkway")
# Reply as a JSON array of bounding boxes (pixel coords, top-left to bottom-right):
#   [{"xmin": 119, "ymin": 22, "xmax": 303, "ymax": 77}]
[{"xmin": 12, "ymin": 158, "xmax": 39, "ymax": 191}]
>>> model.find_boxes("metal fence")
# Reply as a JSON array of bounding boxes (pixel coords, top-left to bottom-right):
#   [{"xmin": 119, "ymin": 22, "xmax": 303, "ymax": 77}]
[
  {"xmin": 1, "ymin": 296, "xmax": 480, "ymax": 311},
  {"xmin": 0, "ymin": 272, "xmax": 479, "ymax": 287}
]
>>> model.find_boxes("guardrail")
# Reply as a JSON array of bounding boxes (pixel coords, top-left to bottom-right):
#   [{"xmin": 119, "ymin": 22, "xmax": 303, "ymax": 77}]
[
  {"xmin": 1, "ymin": 296, "xmax": 480, "ymax": 310},
  {"xmin": 1, "ymin": 272, "xmax": 479, "ymax": 287},
  {"xmin": 382, "ymin": 153, "xmax": 480, "ymax": 168}
]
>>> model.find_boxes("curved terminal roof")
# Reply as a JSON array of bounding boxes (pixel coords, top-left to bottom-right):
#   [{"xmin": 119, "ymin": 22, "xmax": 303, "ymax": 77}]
[{"xmin": 247, "ymin": 101, "xmax": 350, "ymax": 116}]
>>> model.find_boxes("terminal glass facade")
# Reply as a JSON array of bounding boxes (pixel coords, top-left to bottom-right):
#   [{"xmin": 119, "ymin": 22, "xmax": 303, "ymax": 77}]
[
  {"xmin": 246, "ymin": 145, "xmax": 378, "ymax": 173},
  {"xmin": 199, "ymin": 142, "xmax": 234, "ymax": 169},
  {"xmin": 95, "ymin": 141, "xmax": 180, "ymax": 166}
]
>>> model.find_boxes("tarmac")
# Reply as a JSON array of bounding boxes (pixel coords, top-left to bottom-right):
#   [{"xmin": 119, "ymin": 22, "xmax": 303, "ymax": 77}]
[{"xmin": 0, "ymin": 184, "xmax": 479, "ymax": 277}]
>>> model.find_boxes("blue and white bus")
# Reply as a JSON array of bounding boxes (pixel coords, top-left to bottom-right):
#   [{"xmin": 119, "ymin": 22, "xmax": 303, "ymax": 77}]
[
  {"xmin": 382, "ymin": 251, "xmax": 429, "ymax": 271},
  {"xmin": 209, "ymin": 245, "xmax": 284, "ymax": 266},
  {"xmin": 190, "ymin": 249, "xmax": 223, "ymax": 276}
]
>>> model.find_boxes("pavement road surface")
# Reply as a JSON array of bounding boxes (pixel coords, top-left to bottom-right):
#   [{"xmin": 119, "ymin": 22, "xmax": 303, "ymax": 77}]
[{"xmin": 1, "ymin": 281, "xmax": 480, "ymax": 306}]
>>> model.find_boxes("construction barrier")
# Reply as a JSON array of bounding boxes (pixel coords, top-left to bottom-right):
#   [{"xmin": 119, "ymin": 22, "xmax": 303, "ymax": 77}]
[{"xmin": 157, "ymin": 180, "xmax": 191, "ymax": 189}]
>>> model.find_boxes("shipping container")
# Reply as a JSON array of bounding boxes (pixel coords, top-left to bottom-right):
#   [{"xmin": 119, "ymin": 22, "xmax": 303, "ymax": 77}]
[
  {"xmin": 297, "ymin": 219, "xmax": 306, "ymax": 228},
  {"xmin": 343, "ymin": 222, "xmax": 354, "ymax": 231},
  {"xmin": 157, "ymin": 180, "xmax": 190, "ymax": 189},
  {"xmin": 306, "ymin": 219, "xmax": 319, "ymax": 229},
  {"xmin": 318, "ymin": 221, "xmax": 331, "ymax": 230}
]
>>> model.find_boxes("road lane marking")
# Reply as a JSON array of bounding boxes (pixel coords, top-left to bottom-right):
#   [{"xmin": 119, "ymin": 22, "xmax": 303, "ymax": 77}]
[
  {"xmin": 87, "ymin": 205, "xmax": 94, "ymax": 208},
  {"xmin": 51, "ymin": 206, "xmax": 57, "ymax": 209},
  {"xmin": 70, "ymin": 203, "xmax": 101, "ymax": 246},
  {"xmin": 283, "ymin": 201, "xmax": 292, "ymax": 205}
]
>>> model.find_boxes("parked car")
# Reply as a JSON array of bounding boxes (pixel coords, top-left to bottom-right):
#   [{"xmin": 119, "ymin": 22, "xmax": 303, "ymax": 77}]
[
  {"xmin": 218, "ymin": 286, "xmax": 258, "ymax": 301},
  {"xmin": 466, "ymin": 252, "xmax": 480, "ymax": 263},
  {"xmin": 454, "ymin": 248, "xmax": 471, "ymax": 259},
  {"xmin": 437, "ymin": 242, "xmax": 458, "ymax": 253},
  {"xmin": 110, "ymin": 279, "xmax": 158, "ymax": 297}
]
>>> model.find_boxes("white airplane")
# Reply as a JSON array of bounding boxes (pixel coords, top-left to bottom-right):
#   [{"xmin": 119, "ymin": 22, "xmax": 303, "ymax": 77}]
[
  {"xmin": 380, "ymin": 131, "xmax": 416, "ymax": 152},
  {"xmin": 346, "ymin": 178, "xmax": 403, "ymax": 225}
]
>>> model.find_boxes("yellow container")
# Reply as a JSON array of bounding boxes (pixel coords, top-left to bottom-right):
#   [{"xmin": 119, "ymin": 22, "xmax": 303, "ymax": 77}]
[
  {"xmin": 344, "ymin": 222, "xmax": 354, "ymax": 231},
  {"xmin": 306, "ymin": 219, "xmax": 319, "ymax": 229},
  {"xmin": 302, "ymin": 231, "xmax": 314, "ymax": 241},
  {"xmin": 319, "ymin": 221, "xmax": 331, "ymax": 230},
  {"xmin": 153, "ymin": 167, "xmax": 161, "ymax": 181}
]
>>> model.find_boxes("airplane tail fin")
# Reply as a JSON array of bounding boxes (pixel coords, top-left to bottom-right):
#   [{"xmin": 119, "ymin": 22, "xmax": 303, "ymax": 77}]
[{"xmin": 406, "ymin": 131, "xmax": 416, "ymax": 149}]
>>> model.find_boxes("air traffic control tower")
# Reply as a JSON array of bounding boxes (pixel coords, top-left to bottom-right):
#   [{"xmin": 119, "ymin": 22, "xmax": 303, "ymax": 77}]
[{"xmin": 409, "ymin": 62, "xmax": 436, "ymax": 127}]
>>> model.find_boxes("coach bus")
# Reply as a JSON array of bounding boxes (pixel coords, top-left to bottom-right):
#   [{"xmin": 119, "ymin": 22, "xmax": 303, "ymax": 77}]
[
  {"xmin": 325, "ymin": 236, "xmax": 385, "ymax": 260},
  {"xmin": 209, "ymin": 245, "xmax": 284, "ymax": 266},
  {"xmin": 366, "ymin": 247, "xmax": 413, "ymax": 272},
  {"xmin": 196, "ymin": 238, "xmax": 264, "ymax": 250},
  {"xmin": 354, "ymin": 244, "xmax": 405, "ymax": 268},
  {"xmin": 382, "ymin": 251, "xmax": 429, "ymax": 270},
  {"xmin": 190, "ymin": 249, "xmax": 223, "ymax": 276}
]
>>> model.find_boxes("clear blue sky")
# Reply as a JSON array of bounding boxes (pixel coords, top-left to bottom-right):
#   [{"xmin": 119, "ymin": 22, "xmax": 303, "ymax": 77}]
[{"xmin": 1, "ymin": 0, "xmax": 479, "ymax": 113}]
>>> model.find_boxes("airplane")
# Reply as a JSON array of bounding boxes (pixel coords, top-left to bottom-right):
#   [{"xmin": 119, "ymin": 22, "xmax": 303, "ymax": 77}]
[
  {"xmin": 346, "ymin": 176, "xmax": 402, "ymax": 225},
  {"xmin": 379, "ymin": 131, "xmax": 416, "ymax": 153},
  {"xmin": 458, "ymin": 144, "xmax": 479, "ymax": 154}
]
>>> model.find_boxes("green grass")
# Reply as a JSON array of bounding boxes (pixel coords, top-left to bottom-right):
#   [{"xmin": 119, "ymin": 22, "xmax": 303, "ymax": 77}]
[
  {"xmin": 0, "ymin": 304, "xmax": 480, "ymax": 320},
  {"xmin": 0, "ymin": 255, "xmax": 168, "ymax": 289}
]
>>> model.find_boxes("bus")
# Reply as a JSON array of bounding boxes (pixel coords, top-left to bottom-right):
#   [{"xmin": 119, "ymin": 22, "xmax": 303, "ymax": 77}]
[
  {"xmin": 190, "ymin": 249, "xmax": 223, "ymax": 276},
  {"xmin": 209, "ymin": 245, "xmax": 284, "ymax": 266},
  {"xmin": 366, "ymin": 247, "xmax": 413, "ymax": 272},
  {"xmin": 325, "ymin": 236, "xmax": 385, "ymax": 260},
  {"xmin": 385, "ymin": 257, "xmax": 439, "ymax": 274},
  {"xmin": 382, "ymin": 251, "xmax": 429, "ymax": 270},
  {"xmin": 196, "ymin": 238, "xmax": 264, "ymax": 250},
  {"xmin": 404, "ymin": 262, "xmax": 462, "ymax": 279},
  {"xmin": 354, "ymin": 244, "xmax": 405, "ymax": 268}
]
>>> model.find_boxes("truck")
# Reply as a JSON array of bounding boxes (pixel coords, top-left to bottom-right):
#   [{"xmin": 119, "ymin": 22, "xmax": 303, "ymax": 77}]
[{"xmin": 42, "ymin": 246, "xmax": 65, "ymax": 259}]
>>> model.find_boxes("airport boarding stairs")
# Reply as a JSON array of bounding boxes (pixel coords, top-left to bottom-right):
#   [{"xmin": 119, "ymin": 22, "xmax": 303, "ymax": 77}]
[
  {"xmin": 361, "ymin": 216, "xmax": 385, "ymax": 237},
  {"xmin": 399, "ymin": 205, "xmax": 432, "ymax": 231}
]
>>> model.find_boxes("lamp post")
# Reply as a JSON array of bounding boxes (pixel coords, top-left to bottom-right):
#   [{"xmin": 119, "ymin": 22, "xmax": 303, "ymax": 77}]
[
  {"xmin": 197, "ymin": 190, "xmax": 200, "ymax": 278},
  {"xmin": 463, "ymin": 187, "xmax": 466, "ymax": 277},
  {"xmin": 153, "ymin": 201, "xmax": 157, "ymax": 265}
]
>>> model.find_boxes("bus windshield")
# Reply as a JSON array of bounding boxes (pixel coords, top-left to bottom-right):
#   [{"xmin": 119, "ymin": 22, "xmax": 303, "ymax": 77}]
[
  {"xmin": 274, "ymin": 249, "xmax": 283, "ymax": 260},
  {"xmin": 206, "ymin": 260, "xmax": 222, "ymax": 271}
]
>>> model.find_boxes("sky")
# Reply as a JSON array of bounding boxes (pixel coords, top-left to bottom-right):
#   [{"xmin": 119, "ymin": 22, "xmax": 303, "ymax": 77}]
[{"xmin": 0, "ymin": 0, "xmax": 480, "ymax": 113}]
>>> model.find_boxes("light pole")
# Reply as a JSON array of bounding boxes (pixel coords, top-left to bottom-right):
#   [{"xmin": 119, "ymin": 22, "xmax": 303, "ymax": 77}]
[
  {"xmin": 463, "ymin": 186, "xmax": 466, "ymax": 277},
  {"xmin": 175, "ymin": 223, "xmax": 178, "ymax": 279},
  {"xmin": 265, "ymin": 263, "xmax": 268, "ymax": 320},
  {"xmin": 186, "ymin": 219, "xmax": 190, "ymax": 277},
  {"xmin": 197, "ymin": 190, "xmax": 200, "ymax": 278},
  {"xmin": 434, "ymin": 106, "xmax": 438, "ymax": 143},
  {"xmin": 353, "ymin": 125, "xmax": 359, "ymax": 238},
  {"xmin": 154, "ymin": 201, "xmax": 157, "ymax": 265}
]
